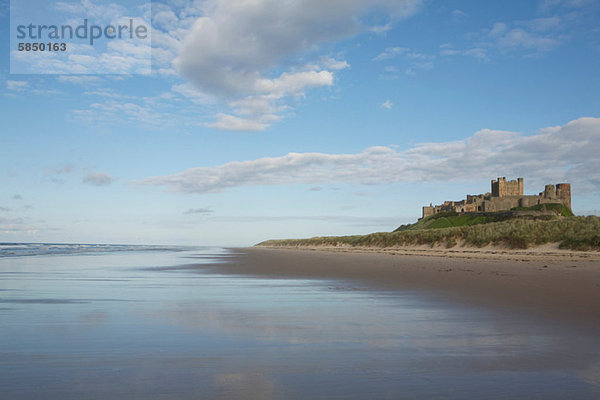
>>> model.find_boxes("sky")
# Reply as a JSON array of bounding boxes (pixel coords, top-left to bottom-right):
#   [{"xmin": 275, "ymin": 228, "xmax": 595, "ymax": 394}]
[{"xmin": 1, "ymin": 0, "xmax": 599, "ymax": 246}]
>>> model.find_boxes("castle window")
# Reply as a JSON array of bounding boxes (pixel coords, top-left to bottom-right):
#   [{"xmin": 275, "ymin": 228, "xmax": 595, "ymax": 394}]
[{"xmin": 478, "ymin": 206, "xmax": 482, "ymax": 211}]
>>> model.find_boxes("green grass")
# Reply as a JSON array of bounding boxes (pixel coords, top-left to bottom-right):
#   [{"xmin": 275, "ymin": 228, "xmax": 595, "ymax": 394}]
[
  {"xmin": 394, "ymin": 212, "xmax": 505, "ymax": 231},
  {"xmin": 394, "ymin": 203, "xmax": 572, "ymax": 233},
  {"xmin": 510, "ymin": 203, "xmax": 574, "ymax": 217},
  {"xmin": 257, "ymin": 216, "xmax": 600, "ymax": 251}
]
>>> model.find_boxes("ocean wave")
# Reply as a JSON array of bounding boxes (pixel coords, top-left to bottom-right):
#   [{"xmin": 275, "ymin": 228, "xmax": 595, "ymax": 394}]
[{"xmin": 0, "ymin": 243, "xmax": 197, "ymax": 258}]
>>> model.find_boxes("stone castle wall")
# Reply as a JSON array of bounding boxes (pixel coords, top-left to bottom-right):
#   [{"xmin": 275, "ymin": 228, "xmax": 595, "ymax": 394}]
[
  {"xmin": 422, "ymin": 178, "xmax": 571, "ymax": 219},
  {"xmin": 491, "ymin": 177, "xmax": 523, "ymax": 197}
]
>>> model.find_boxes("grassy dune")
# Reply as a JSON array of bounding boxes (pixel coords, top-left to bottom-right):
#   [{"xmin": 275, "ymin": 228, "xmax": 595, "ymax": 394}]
[
  {"xmin": 257, "ymin": 215, "xmax": 600, "ymax": 251},
  {"xmin": 394, "ymin": 204, "xmax": 574, "ymax": 232}
]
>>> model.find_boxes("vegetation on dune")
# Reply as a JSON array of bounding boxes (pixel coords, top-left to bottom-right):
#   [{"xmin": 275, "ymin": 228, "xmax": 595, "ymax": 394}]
[
  {"xmin": 510, "ymin": 203, "xmax": 574, "ymax": 217},
  {"xmin": 394, "ymin": 212, "xmax": 507, "ymax": 231},
  {"xmin": 257, "ymin": 216, "xmax": 600, "ymax": 251},
  {"xmin": 394, "ymin": 203, "xmax": 573, "ymax": 232}
]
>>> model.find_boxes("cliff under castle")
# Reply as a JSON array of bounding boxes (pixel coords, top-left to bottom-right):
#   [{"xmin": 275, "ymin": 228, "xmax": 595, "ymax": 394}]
[{"xmin": 422, "ymin": 177, "xmax": 571, "ymax": 219}]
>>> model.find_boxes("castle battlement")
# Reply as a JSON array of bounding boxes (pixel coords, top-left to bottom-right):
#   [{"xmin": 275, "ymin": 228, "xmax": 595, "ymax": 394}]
[{"xmin": 422, "ymin": 177, "xmax": 571, "ymax": 219}]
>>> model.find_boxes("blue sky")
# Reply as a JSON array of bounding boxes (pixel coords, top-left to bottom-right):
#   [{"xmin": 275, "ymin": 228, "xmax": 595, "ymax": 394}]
[{"xmin": 1, "ymin": 0, "xmax": 599, "ymax": 246}]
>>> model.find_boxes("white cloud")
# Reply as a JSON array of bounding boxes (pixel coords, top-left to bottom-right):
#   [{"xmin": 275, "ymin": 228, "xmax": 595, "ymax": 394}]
[
  {"xmin": 46, "ymin": 165, "xmax": 74, "ymax": 179},
  {"xmin": 381, "ymin": 100, "xmax": 393, "ymax": 109},
  {"xmin": 405, "ymin": 61, "xmax": 433, "ymax": 75},
  {"xmin": 373, "ymin": 47, "xmax": 433, "ymax": 62},
  {"xmin": 6, "ymin": 81, "xmax": 29, "ymax": 91},
  {"xmin": 373, "ymin": 47, "xmax": 409, "ymax": 61},
  {"xmin": 152, "ymin": 9, "xmax": 179, "ymax": 30},
  {"xmin": 254, "ymin": 71, "xmax": 334, "ymax": 97},
  {"xmin": 172, "ymin": 83, "xmax": 216, "ymax": 105},
  {"xmin": 206, "ymin": 113, "xmax": 272, "ymax": 131},
  {"xmin": 174, "ymin": 0, "xmax": 422, "ymax": 129},
  {"xmin": 370, "ymin": 23, "xmax": 392, "ymax": 34},
  {"xmin": 54, "ymin": 1, "xmax": 127, "ymax": 20},
  {"xmin": 379, "ymin": 65, "xmax": 400, "ymax": 79},
  {"xmin": 493, "ymin": 27, "xmax": 561, "ymax": 53},
  {"xmin": 445, "ymin": 14, "xmax": 570, "ymax": 60},
  {"xmin": 202, "ymin": 70, "xmax": 335, "ymax": 130},
  {"xmin": 0, "ymin": 216, "xmax": 53, "ymax": 234},
  {"xmin": 133, "ymin": 117, "xmax": 600, "ymax": 194},
  {"xmin": 10, "ymin": 42, "xmax": 151, "ymax": 75},
  {"xmin": 71, "ymin": 95, "xmax": 203, "ymax": 129},
  {"xmin": 11, "ymin": 7, "xmax": 152, "ymax": 75},
  {"xmin": 59, "ymin": 1, "xmax": 415, "ymax": 131},
  {"xmin": 374, "ymin": 46, "xmax": 435, "ymax": 76},
  {"xmin": 520, "ymin": 16, "xmax": 563, "ymax": 32},
  {"xmin": 57, "ymin": 75, "xmax": 101, "ymax": 85},
  {"xmin": 539, "ymin": 0, "xmax": 597, "ymax": 12},
  {"xmin": 82, "ymin": 171, "xmax": 115, "ymax": 186},
  {"xmin": 184, "ymin": 208, "xmax": 214, "ymax": 215},
  {"xmin": 451, "ymin": 9, "xmax": 468, "ymax": 18},
  {"xmin": 150, "ymin": 2, "xmax": 205, "ymax": 74},
  {"xmin": 177, "ymin": 0, "xmax": 420, "ymax": 96},
  {"xmin": 319, "ymin": 57, "xmax": 350, "ymax": 71}
]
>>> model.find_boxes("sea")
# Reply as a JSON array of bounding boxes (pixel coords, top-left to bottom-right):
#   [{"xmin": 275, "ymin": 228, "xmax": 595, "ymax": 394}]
[{"xmin": 1, "ymin": 243, "xmax": 599, "ymax": 399}]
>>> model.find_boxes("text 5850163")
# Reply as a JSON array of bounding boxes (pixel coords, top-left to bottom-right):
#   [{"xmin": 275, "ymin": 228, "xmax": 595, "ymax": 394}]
[{"xmin": 18, "ymin": 43, "xmax": 67, "ymax": 51}]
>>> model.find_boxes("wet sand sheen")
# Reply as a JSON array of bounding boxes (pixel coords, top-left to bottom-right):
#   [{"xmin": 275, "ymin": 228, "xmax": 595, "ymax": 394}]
[
  {"xmin": 1, "ymin": 247, "xmax": 600, "ymax": 399},
  {"xmin": 210, "ymin": 247, "xmax": 600, "ymax": 328}
]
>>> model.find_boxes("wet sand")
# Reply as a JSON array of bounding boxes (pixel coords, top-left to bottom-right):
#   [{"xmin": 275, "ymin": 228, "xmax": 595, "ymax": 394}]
[
  {"xmin": 211, "ymin": 247, "xmax": 600, "ymax": 329},
  {"xmin": 3, "ymin": 248, "xmax": 600, "ymax": 398}
]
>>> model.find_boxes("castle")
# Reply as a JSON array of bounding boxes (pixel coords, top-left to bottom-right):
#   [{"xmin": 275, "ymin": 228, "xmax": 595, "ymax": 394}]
[{"xmin": 422, "ymin": 177, "xmax": 571, "ymax": 219}]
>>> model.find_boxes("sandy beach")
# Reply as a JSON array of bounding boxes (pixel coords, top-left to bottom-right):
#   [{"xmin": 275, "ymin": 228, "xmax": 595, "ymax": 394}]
[
  {"xmin": 210, "ymin": 246, "xmax": 600, "ymax": 329},
  {"xmin": 3, "ymin": 246, "xmax": 600, "ymax": 398}
]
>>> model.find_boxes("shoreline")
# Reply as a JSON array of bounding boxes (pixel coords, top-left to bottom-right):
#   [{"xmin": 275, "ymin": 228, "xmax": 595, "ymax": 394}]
[
  {"xmin": 207, "ymin": 247, "xmax": 600, "ymax": 329},
  {"xmin": 255, "ymin": 242, "xmax": 600, "ymax": 262}
]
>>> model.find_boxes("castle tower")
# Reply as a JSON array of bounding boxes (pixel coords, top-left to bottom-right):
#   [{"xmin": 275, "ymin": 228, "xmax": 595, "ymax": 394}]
[
  {"xmin": 491, "ymin": 177, "xmax": 523, "ymax": 197},
  {"xmin": 491, "ymin": 177, "xmax": 505, "ymax": 197},
  {"xmin": 556, "ymin": 183, "xmax": 572, "ymax": 210},
  {"xmin": 544, "ymin": 184, "xmax": 556, "ymax": 199}
]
